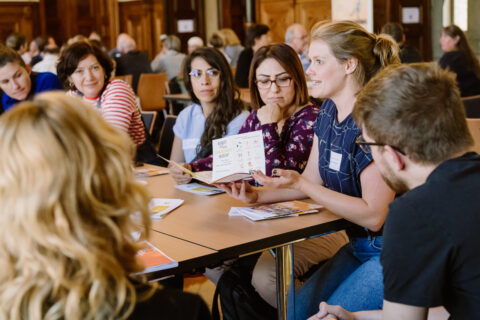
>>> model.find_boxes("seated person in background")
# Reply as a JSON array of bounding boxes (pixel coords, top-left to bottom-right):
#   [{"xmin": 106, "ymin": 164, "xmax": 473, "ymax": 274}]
[
  {"xmin": 151, "ymin": 35, "xmax": 186, "ymax": 81},
  {"xmin": 188, "ymin": 36, "xmax": 204, "ymax": 54},
  {"xmin": 57, "ymin": 42, "xmax": 147, "ymax": 156},
  {"xmin": 381, "ymin": 22, "xmax": 422, "ymax": 63},
  {"xmin": 309, "ymin": 63, "xmax": 479, "ymax": 320},
  {"xmin": 114, "ymin": 34, "xmax": 152, "ymax": 93},
  {"xmin": 109, "ymin": 33, "xmax": 130, "ymax": 59},
  {"xmin": 169, "ymin": 47, "xmax": 250, "ymax": 184},
  {"xmin": 29, "ymin": 35, "xmax": 48, "ymax": 68},
  {"xmin": 439, "ymin": 24, "xmax": 480, "ymax": 97},
  {"xmin": 235, "ymin": 24, "xmax": 272, "ymax": 88},
  {"xmin": 285, "ymin": 23, "xmax": 311, "ymax": 72},
  {"xmin": 5, "ymin": 32, "xmax": 28, "ymax": 65},
  {"xmin": 0, "ymin": 46, "xmax": 62, "ymax": 111},
  {"xmin": 208, "ymin": 32, "xmax": 231, "ymax": 64},
  {"xmin": 0, "ymin": 92, "xmax": 211, "ymax": 320},
  {"xmin": 32, "ymin": 44, "xmax": 60, "ymax": 75},
  {"xmin": 219, "ymin": 28, "xmax": 244, "ymax": 67}
]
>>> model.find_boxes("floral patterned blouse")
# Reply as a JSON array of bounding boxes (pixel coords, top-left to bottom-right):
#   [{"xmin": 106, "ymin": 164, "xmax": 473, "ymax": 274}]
[{"xmin": 190, "ymin": 104, "xmax": 320, "ymax": 176}]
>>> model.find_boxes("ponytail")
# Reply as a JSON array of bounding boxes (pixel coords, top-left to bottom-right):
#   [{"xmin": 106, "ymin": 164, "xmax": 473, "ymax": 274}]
[{"xmin": 311, "ymin": 20, "xmax": 400, "ymax": 87}]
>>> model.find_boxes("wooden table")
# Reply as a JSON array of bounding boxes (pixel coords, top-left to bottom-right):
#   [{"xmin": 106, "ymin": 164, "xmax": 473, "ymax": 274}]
[
  {"xmin": 147, "ymin": 230, "xmax": 217, "ymax": 278},
  {"xmin": 141, "ymin": 168, "xmax": 351, "ymax": 319}
]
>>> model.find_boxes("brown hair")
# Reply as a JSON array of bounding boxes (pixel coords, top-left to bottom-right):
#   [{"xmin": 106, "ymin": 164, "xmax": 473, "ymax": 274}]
[
  {"xmin": 353, "ymin": 62, "xmax": 472, "ymax": 165},
  {"xmin": 443, "ymin": 25, "xmax": 480, "ymax": 78},
  {"xmin": 311, "ymin": 20, "xmax": 400, "ymax": 87},
  {"xmin": 57, "ymin": 41, "xmax": 114, "ymax": 90},
  {"xmin": 0, "ymin": 45, "xmax": 26, "ymax": 69},
  {"xmin": 248, "ymin": 43, "xmax": 309, "ymax": 109}
]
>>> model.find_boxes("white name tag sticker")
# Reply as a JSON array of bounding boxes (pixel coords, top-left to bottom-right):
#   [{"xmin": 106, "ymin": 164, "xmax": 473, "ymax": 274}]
[{"xmin": 329, "ymin": 151, "xmax": 342, "ymax": 171}]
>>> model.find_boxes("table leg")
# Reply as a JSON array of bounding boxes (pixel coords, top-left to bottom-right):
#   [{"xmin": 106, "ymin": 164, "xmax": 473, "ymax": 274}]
[{"xmin": 276, "ymin": 244, "xmax": 293, "ymax": 320}]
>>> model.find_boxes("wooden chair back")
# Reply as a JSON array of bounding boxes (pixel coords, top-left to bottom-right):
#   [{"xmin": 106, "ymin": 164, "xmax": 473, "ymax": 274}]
[
  {"xmin": 112, "ymin": 74, "xmax": 133, "ymax": 87},
  {"xmin": 137, "ymin": 73, "xmax": 168, "ymax": 111},
  {"xmin": 157, "ymin": 115, "xmax": 177, "ymax": 162},
  {"xmin": 462, "ymin": 94, "xmax": 480, "ymax": 118},
  {"xmin": 141, "ymin": 111, "xmax": 158, "ymax": 136},
  {"xmin": 467, "ymin": 118, "xmax": 480, "ymax": 154}
]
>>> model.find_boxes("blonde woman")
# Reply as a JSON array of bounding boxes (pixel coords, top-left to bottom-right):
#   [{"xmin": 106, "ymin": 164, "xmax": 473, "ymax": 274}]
[
  {"xmin": 0, "ymin": 93, "xmax": 210, "ymax": 320},
  {"xmin": 218, "ymin": 21, "xmax": 399, "ymax": 319}
]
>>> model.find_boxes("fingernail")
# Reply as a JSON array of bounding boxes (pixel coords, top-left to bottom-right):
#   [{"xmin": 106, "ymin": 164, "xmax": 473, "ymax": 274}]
[{"xmin": 272, "ymin": 169, "xmax": 277, "ymax": 175}]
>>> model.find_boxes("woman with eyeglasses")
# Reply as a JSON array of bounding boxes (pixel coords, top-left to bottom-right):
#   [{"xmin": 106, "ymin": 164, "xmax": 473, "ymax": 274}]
[
  {"xmin": 169, "ymin": 47, "xmax": 249, "ymax": 184},
  {"xmin": 217, "ymin": 21, "xmax": 398, "ymax": 319},
  {"xmin": 233, "ymin": 43, "xmax": 348, "ymax": 309}
]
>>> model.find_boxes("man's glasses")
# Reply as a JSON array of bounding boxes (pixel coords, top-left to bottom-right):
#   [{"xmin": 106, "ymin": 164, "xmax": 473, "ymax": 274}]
[
  {"xmin": 255, "ymin": 77, "xmax": 292, "ymax": 89},
  {"xmin": 356, "ymin": 136, "xmax": 405, "ymax": 155},
  {"xmin": 189, "ymin": 69, "xmax": 220, "ymax": 79}
]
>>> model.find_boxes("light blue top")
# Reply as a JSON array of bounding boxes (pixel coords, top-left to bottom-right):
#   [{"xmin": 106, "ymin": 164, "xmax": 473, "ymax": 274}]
[{"xmin": 173, "ymin": 103, "xmax": 250, "ymax": 163}]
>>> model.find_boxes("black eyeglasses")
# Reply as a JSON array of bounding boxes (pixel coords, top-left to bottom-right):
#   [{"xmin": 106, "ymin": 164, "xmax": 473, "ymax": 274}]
[
  {"xmin": 356, "ymin": 136, "xmax": 405, "ymax": 155},
  {"xmin": 255, "ymin": 77, "xmax": 292, "ymax": 89}
]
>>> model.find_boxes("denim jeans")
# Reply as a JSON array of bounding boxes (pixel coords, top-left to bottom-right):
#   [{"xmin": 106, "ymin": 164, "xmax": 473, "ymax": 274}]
[{"xmin": 287, "ymin": 236, "xmax": 383, "ymax": 320}]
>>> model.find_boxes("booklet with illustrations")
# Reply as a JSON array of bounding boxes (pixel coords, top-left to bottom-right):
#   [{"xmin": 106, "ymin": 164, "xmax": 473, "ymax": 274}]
[
  {"xmin": 134, "ymin": 241, "xmax": 178, "ymax": 274},
  {"xmin": 175, "ymin": 183, "xmax": 225, "ymax": 196},
  {"xmin": 160, "ymin": 130, "xmax": 266, "ymax": 184},
  {"xmin": 229, "ymin": 200, "xmax": 323, "ymax": 221},
  {"xmin": 149, "ymin": 198, "xmax": 184, "ymax": 219}
]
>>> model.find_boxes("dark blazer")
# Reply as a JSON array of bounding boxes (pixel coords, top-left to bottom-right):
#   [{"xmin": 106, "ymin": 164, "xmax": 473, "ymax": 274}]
[
  {"xmin": 235, "ymin": 47, "xmax": 254, "ymax": 88},
  {"xmin": 439, "ymin": 51, "xmax": 480, "ymax": 97},
  {"xmin": 115, "ymin": 50, "xmax": 153, "ymax": 93}
]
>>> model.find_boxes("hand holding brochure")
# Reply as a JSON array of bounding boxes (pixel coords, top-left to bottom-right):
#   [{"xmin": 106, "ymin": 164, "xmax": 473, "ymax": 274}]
[
  {"xmin": 149, "ymin": 198, "xmax": 184, "ymax": 219},
  {"xmin": 134, "ymin": 241, "xmax": 178, "ymax": 274},
  {"xmin": 160, "ymin": 130, "xmax": 266, "ymax": 185},
  {"xmin": 229, "ymin": 200, "xmax": 323, "ymax": 221}
]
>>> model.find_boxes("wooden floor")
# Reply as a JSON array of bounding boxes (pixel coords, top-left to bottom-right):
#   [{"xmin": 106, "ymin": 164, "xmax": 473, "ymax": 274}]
[{"xmin": 184, "ymin": 275, "xmax": 216, "ymax": 311}]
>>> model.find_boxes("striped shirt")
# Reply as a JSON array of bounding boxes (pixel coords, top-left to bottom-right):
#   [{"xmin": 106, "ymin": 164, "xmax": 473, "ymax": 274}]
[{"xmin": 68, "ymin": 80, "xmax": 146, "ymax": 146}]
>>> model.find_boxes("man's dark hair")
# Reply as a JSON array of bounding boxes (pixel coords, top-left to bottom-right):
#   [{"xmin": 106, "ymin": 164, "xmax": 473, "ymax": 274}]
[
  {"xmin": 381, "ymin": 22, "xmax": 404, "ymax": 43},
  {"xmin": 245, "ymin": 24, "xmax": 270, "ymax": 48}
]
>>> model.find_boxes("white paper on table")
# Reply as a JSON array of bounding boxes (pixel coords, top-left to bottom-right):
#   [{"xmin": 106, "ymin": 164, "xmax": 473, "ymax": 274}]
[
  {"xmin": 175, "ymin": 182, "xmax": 225, "ymax": 195},
  {"xmin": 149, "ymin": 198, "xmax": 184, "ymax": 219}
]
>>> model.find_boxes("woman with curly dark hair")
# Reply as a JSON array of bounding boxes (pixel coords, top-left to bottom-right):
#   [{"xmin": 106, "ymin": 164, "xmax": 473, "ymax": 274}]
[
  {"xmin": 57, "ymin": 41, "xmax": 146, "ymax": 147},
  {"xmin": 169, "ymin": 47, "xmax": 249, "ymax": 184},
  {"xmin": 439, "ymin": 25, "xmax": 480, "ymax": 97}
]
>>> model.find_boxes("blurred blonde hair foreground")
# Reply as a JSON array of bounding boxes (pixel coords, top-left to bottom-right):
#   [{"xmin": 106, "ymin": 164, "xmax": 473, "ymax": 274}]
[{"xmin": 0, "ymin": 92, "xmax": 153, "ymax": 319}]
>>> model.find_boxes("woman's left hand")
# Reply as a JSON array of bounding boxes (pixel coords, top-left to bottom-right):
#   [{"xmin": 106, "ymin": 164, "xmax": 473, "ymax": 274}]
[{"xmin": 252, "ymin": 169, "xmax": 303, "ymax": 189}]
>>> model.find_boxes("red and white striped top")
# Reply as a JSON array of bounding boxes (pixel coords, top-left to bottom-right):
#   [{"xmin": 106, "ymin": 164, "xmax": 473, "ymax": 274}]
[{"xmin": 68, "ymin": 80, "xmax": 146, "ymax": 146}]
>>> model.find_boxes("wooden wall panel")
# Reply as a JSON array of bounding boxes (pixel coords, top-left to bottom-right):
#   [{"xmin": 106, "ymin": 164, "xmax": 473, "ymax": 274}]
[
  {"xmin": 256, "ymin": 0, "xmax": 330, "ymax": 44},
  {"xmin": 257, "ymin": 0, "xmax": 294, "ymax": 43},
  {"xmin": 118, "ymin": 0, "xmax": 165, "ymax": 59},
  {"xmin": 0, "ymin": 2, "xmax": 41, "ymax": 44},
  {"xmin": 220, "ymin": 0, "xmax": 246, "ymax": 44},
  {"xmin": 165, "ymin": 0, "xmax": 204, "ymax": 53},
  {"xmin": 294, "ymin": 0, "xmax": 331, "ymax": 32}
]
